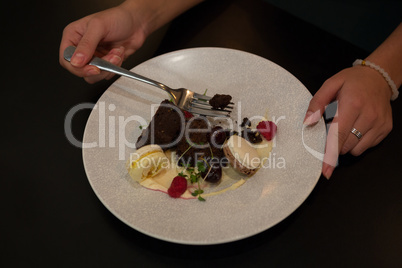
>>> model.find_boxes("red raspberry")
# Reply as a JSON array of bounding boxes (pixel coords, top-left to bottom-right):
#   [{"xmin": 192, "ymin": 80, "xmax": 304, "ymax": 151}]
[
  {"xmin": 168, "ymin": 176, "xmax": 188, "ymax": 198},
  {"xmin": 183, "ymin": 110, "xmax": 194, "ymax": 119},
  {"xmin": 256, "ymin": 121, "xmax": 277, "ymax": 141}
]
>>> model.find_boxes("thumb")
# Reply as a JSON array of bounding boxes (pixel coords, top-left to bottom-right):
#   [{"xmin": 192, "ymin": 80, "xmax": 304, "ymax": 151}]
[
  {"xmin": 303, "ymin": 76, "xmax": 344, "ymax": 125},
  {"xmin": 70, "ymin": 21, "xmax": 105, "ymax": 68}
]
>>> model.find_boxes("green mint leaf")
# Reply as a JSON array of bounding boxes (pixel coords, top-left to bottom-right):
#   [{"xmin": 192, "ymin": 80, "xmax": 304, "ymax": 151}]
[
  {"xmin": 197, "ymin": 161, "xmax": 207, "ymax": 173},
  {"xmin": 178, "ymin": 171, "xmax": 187, "ymax": 178},
  {"xmin": 190, "ymin": 174, "xmax": 197, "ymax": 183}
]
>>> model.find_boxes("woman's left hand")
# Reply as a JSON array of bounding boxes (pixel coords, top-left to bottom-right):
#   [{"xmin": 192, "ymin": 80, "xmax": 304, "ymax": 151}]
[{"xmin": 304, "ymin": 65, "xmax": 393, "ymax": 179}]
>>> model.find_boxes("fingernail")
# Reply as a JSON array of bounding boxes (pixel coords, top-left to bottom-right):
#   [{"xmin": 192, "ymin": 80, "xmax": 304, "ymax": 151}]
[
  {"xmin": 323, "ymin": 165, "xmax": 333, "ymax": 180},
  {"xmin": 71, "ymin": 53, "xmax": 85, "ymax": 67},
  {"xmin": 303, "ymin": 111, "xmax": 313, "ymax": 124},
  {"xmin": 110, "ymin": 55, "xmax": 121, "ymax": 65},
  {"xmin": 86, "ymin": 67, "xmax": 100, "ymax": 76},
  {"xmin": 110, "ymin": 46, "xmax": 124, "ymax": 56},
  {"xmin": 303, "ymin": 110, "xmax": 321, "ymax": 126}
]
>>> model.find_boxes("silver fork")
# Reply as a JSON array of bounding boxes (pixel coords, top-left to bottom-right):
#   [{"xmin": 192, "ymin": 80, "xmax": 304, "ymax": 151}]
[{"xmin": 63, "ymin": 46, "xmax": 233, "ymax": 117}]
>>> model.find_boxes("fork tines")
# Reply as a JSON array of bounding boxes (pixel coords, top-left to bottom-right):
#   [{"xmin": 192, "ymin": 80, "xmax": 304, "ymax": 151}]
[{"xmin": 189, "ymin": 93, "xmax": 233, "ymax": 117}]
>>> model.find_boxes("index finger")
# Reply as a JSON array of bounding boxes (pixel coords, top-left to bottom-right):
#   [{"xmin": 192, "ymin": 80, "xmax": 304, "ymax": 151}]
[
  {"xmin": 322, "ymin": 99, "xmax": 360, "ymax": 178},
  {"xmin": 69, "ymin": 20, "xmax": 106, "ymax": 68},
  {"xmin": 304, "ymin": 75, "xmax": 344, "ymax": 125}
]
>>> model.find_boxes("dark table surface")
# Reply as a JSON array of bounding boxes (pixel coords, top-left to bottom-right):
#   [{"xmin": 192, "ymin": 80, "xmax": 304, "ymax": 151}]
[{"xmin": 2, "ymin": 0, "xmax": 401, "ymax": 267}]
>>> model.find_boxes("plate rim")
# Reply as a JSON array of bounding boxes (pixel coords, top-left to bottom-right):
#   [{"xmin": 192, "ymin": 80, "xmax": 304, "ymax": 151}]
[{"xmin": 82, "ymin": 47, "xmax": 325, "ymax": 245}]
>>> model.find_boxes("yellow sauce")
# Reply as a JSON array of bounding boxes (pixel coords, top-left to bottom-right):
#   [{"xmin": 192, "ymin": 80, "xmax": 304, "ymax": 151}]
[{"xmin": 132, "ymin": 140, "xmax": 273, "ymax": 199}]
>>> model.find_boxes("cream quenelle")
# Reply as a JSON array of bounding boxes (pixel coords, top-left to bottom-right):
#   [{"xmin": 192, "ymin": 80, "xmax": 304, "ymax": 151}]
[
  {"xmin": 126, "ymin": 145, "xmax": 169, "ymax": 182},
  {"xmin": 127, "ymin": 138, "xmax": 273, "ymax": 199}
]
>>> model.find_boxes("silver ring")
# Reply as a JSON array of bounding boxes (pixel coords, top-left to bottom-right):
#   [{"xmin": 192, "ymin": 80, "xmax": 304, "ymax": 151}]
[{"xmin": 351, "ymin": 128, "xmax": 363, "ymax": 140}]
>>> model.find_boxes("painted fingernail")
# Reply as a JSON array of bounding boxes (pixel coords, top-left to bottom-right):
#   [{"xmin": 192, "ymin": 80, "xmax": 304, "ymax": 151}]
[
  {"xmin": 303, "ymin": 110, "xmax": 321, "ymax": 126},
  {"xmin": 323, "ymin": 165, "xmax": 333, "ymax": 180},
  {"xmin": 71, "ymin": 53, "xmax": 85, "ymax": 67}
]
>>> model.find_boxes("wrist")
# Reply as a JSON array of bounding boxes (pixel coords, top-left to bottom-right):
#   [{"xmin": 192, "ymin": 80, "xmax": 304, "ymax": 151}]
[
  {"xmin": 365, "ymin": 56, "xmax": 402, "ymax": 91},
  {"xmin": 364, "ymin": 24, "xmax": 402, "ymax": 90},
  {"xmin": 357, "ymin": 65, "xmax": 392, "ymax": 99},
  {"xmin": 120, "ymin": 0, "xmax": 204, "ymax": 36},
  {"xmin": 119, "ymin": 0, "xmax": 165, "ymax": 37},
  {"xmin": 353, "ymin": 59, "xmax": 398, "ymax": 100}
]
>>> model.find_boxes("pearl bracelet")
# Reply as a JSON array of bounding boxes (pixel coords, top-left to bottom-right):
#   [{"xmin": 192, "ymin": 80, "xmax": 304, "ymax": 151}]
[{"xmin": 353, "ymin": 59, "xmax": 399, "ymax": 101}]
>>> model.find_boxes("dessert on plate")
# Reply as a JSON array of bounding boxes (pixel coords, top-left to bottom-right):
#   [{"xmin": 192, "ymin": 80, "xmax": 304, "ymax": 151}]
[{"xmin": 127, "ymin": 98, "xmax": 277, "ymax": 200}]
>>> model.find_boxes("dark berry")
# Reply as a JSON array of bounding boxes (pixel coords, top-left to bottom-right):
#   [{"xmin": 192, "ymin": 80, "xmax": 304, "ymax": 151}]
[
  {"xmin": 210, "ymin": 126, "xmax": 227, "ymax": 146},
  {"xmin": 201, "ymin": 162, "xmax": 222, "ymax": 183}
]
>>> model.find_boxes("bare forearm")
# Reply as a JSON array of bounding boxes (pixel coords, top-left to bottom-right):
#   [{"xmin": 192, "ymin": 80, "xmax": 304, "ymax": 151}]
[{"xmin": 121, "ymin": 0, "xmax": 204, "ymax": 36}]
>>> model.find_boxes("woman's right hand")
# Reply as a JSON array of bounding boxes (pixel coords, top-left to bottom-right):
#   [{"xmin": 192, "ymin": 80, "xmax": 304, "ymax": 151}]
[
  {"xmin": 59, "ymin": 3, "xmax": 148, "ymax": 83},
  {"xmin": 59, "ymin": 0, "xmax": 205, "ymax": 83}
]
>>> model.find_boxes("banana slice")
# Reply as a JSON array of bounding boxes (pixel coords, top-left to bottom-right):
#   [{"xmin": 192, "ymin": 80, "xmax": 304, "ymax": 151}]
[{"xmin": 127, "ymin": 145, "xmax": 169, "ymax": 182}]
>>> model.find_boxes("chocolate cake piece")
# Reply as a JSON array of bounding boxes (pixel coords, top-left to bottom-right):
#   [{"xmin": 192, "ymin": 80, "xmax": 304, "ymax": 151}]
[
  {"xmin": 136, "ymin": 100, "xmax": 185, "ymax": 150},
  {"xmin": 176, "ymin": 117, "xmax": 225, "ymax": 167},
  {"xmin": 209, "ymin": 94, "xmax": 232, "ymax": 110},
  {"xmin": 136, "ymin": 99, "xmax": 228, "ymax": 167}
]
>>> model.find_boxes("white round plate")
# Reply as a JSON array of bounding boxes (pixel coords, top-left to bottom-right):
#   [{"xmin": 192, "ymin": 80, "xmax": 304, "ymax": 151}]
[{"xmin": 82, "ymin": 47, "xmax": 326, "ymax": 245}]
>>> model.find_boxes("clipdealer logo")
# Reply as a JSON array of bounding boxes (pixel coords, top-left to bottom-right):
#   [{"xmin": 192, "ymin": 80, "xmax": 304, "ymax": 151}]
[
  {"xmin": 64, "ymin": 101, "xmax": 287, "ymax": 167},
  {"xmin": 301, "ymin": 101, "xmax": 338, "ymax": 168}
]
